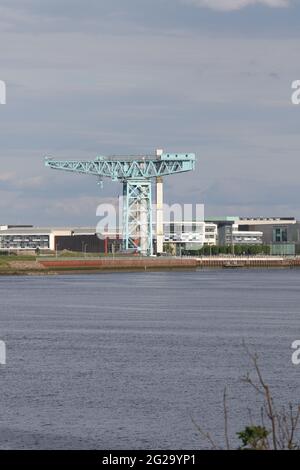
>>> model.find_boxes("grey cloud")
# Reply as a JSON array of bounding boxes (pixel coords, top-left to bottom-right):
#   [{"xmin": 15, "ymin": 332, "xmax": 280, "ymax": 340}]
[
  {"xmin": 203, "ymin": 177, "xmax": 300, "ymax": 207},
  {"xmin": 182, "ymin": 0, "xmax": 290, "ymax": 11}
]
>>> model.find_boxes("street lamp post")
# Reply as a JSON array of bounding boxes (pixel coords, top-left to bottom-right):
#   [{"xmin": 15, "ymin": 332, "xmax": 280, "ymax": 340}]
[{"xmin": 81, "ymin": 241, "xmax": 87, "ymax": 258}]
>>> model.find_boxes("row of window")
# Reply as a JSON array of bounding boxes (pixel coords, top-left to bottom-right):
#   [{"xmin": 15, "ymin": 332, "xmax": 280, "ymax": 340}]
[{"xmin": 0, "ymin": 235, "xmax": 50, "ymax": 249}]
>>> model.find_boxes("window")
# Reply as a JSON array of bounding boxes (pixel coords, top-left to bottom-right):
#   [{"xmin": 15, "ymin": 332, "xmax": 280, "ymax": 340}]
[
  {"xmin": 282, "ymin": 228, "xmax": 288, "ymax": 242},
  {"xmin": 274, "ymin": 228, "xmax": 281, "ymax": 242},
  {"xmin": 273, "ymin": 227, "xmax": 288, "ymax": 243}
]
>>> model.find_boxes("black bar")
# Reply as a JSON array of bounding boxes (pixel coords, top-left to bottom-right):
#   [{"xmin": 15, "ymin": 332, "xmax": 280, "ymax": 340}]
[{"xmin": 0, "ymin": 450, "xmax": 297, "ymax": 466}]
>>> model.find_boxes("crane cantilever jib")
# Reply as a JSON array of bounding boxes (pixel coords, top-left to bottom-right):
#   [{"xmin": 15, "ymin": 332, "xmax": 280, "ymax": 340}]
[
  {"xmin": 45, "ymin": 153, "xmax": 195, "ymax": 180},
  {"xmin": 45, "ymin": 152, "xmax": 196, "ymax": 256}
]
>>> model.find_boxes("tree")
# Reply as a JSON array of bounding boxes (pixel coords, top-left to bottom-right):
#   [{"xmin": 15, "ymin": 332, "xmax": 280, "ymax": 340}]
[{"xmin": 192, "ymin": 344, "xmax": 300, "ymax": 450}]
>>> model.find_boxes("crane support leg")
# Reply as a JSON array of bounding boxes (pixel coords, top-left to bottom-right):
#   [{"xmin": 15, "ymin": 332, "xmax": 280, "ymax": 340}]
[
  {"xmin": 123, "ymin": 180, "xmax": 153, "ymax": 256},
  {"xmin": 156, "ymin": 176, "xmax": 164, "ymax": 254}
]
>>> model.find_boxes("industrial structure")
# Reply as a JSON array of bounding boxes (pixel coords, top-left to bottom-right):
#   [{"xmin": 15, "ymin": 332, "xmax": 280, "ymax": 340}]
[{"xmin": 45, "ymin": 150, "xmax": 196, "ymax": 256}]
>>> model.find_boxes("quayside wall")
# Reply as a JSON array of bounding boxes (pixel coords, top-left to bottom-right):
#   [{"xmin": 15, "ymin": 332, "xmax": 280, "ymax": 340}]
[
  {"xmin": 197, "ymin": 257, "xmax": 292, "ymax": 268},
  {"xmin": 40, "ymin": 258, "xmax": 198, "ymax": 270},
  {"xmin": 39, "ymin": 256, "xmax": 300, "ymax": 271}
]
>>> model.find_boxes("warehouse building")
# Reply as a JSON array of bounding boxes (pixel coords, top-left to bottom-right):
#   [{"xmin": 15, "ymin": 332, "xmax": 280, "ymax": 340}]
[{"xmin": 0, "ymin": 225, "xmax": 105, "ymax": 253}]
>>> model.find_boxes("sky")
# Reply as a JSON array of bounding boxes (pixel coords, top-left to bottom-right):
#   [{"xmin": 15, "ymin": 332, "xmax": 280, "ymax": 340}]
[{"xmin": 0, "ymin": 0, "xmax": 300, "ymax": 226}]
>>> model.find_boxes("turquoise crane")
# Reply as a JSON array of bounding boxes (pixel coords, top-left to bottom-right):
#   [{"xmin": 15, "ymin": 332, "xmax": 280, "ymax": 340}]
[{"xmin": 45, "ymin": 152, "xmax": 196, "ymax": 256}]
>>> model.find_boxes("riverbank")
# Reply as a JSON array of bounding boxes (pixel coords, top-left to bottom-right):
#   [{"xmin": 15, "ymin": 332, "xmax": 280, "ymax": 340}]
[
  {"xmin": 1, "ymin": 255, "xmax": 300, "ymax": 275},
  {"xmin": 0, "ymin": 256, "xmax": 198, "ymax": 275}
]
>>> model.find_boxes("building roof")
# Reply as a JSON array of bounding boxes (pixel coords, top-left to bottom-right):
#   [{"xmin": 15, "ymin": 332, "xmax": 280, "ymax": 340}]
[{"xmin": 238, "ymin": 217, "xmax": 296, "ymax": 225}]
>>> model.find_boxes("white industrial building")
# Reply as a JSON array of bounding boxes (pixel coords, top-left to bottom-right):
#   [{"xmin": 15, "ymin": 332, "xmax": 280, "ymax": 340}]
[
  {"xmin": 163, "ymin": 221, "xmax": 217, "ymax": 247},
  {"xmin": 0, "ymin": 225, "xmax": 96, "ymax": 251}
]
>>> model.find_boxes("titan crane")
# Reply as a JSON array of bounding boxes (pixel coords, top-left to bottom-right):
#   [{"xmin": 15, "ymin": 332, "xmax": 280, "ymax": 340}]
[{"xmin": 45, "ymin": 150, "xmax": 196, "ymax": 256}]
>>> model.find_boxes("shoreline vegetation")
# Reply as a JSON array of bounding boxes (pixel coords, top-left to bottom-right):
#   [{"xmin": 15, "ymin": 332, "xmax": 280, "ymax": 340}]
[
  {"xmin": 192, "ymin": 345, "xmax": 300, "ymax": 450},
  {"xmin": 1, "ymin": 254, "xmax": 300, "ymax": 275}
]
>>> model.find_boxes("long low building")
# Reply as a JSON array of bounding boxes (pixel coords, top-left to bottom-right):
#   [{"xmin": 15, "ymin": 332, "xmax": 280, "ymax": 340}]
[{"xmin": 0, "ymin": 225, "xmax": 104, "ymax": 252}]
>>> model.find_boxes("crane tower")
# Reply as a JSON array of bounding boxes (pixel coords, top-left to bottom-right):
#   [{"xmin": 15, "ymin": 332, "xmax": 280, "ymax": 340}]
[{"xmin": 45, "ymin": 150, "xmax": 196, "ymax": 256}]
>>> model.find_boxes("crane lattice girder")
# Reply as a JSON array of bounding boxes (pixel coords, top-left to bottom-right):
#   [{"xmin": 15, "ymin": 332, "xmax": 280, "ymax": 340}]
[
  {"xmin": 45, "ymin": 153, "xmax": 195, "ymax": 180},
  {"xmin": 123, "ymin": 180, "xmax": 152, "ymax": 254}
]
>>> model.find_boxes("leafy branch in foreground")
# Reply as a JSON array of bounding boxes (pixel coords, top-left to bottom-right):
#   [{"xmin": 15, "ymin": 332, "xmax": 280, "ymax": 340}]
[{"xmin": 192, "ymin": 343, "xmax": 300, "ymax": 450}]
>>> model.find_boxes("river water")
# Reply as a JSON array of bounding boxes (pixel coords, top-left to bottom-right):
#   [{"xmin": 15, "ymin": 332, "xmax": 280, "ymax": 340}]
[{"xmin": 0, "ymin": 269, "xmax": 299, "ymax": 449}]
